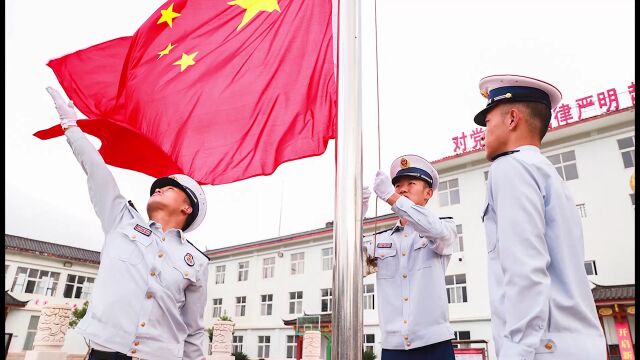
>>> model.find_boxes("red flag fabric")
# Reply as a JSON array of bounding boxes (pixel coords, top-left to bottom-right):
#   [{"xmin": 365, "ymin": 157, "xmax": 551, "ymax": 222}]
[{"xmin": 35, "ymin": 0, "xmax": 337, "ymax": 185}]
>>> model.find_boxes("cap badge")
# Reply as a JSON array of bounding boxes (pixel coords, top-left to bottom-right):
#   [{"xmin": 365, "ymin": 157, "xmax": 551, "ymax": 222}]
[
  {"xmin": 184, "ymin": 253, "xmax": 195, "ymax": 266},
  {"xmin": 480, "ymin": 89, "xmax": 489, "ymax": 98},
  {"xmin": 400, "ymin": 158, "xmax": 410, "ymax": 168},
  {"xmin": 505, "ymin": 92, "xmax": 512, "ymax": 98}
]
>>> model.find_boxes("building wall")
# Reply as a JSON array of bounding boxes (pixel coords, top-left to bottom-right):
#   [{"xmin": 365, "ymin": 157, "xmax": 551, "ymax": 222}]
[{"xmin": 5, "ymin": 251, "xmax": 98, "ymax": 355}]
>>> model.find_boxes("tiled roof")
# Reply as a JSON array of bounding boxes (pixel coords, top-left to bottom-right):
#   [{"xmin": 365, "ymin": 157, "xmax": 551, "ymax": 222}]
[
  {"xmin": 5, "ymin": 234, "xmax": 100, "ymax": 265},
  {"xmin": 591, "ymin": 283, "xmax": 635, "ymax": 301},
  {"xmin": 5, "ymin": 291, "xmax": 29, "ymax": 307}
]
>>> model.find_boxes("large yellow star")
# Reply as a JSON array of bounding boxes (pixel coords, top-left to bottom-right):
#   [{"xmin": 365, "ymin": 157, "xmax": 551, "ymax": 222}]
[
  {"xmin": 157, "ymin": 43, "xmax": 177, "ymax": 59},
  {"xmin": 157, "ymin": 3, "xmax": 181, "ymax": 28},
  {"xmin": 227, "ymin": 0, "xmax": 281, "ymax": 31},
  {"xmin": 173, "ymin": 52, "xmax": 198, "ymax": 72}
]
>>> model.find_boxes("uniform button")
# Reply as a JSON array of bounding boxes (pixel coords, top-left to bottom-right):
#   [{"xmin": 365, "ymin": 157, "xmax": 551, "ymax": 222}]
[
  {"xmin": 131, "ymin": 349, "xmax": 137, "ymax": 354},
  {"xmin": 158, "ymin": 253, "xmax": 164, "ymax": 258},
  {"xmin": 422, "ymin": 242, "xmax": 426, "ymax": 246},
  {"xmin": 150, "ymin": 271, "xmax": 156, "ymax": 277},
  {"xmin": 403, "ymin": 320, "xmax": 408, "ymax": 325},
  {"xmin": 131, "ymin": 234, "xmax": 137, "ymax": 239},
  {"xmin": 403, "ymin": 336, "xmax": 408, "ymax": 340},
  {"xmin": 134, "ymin": 341, "xmax": 140, "ymax": 346},
  {"xmin": 184, "ymin": 272, "xmax": 189, "ymax": 277},
  {"xmin": 403, "ymin": 297, "xmax": 409, "ymax": 302},
  {"xmin": 402, "ymin": 251, "xmax": 407, "ymax": 256},
  {"xmin": 146, "ymin": 293, "xmax": 153, "ymax": 299},
  {"xmin": 403, "ymin": 234, "xmax": 408, "ymax": 238},
  {"xmin": 162, "ymin": 236, "xmax": 166, "ymax": 241},
  {"xmin": 538, "ymin": 323, "xmax": 544, "ymax": 329},
  {"xmin": 402, "ymin": 273, "xmax": 408, "ymax": 278},
  {"xmin": 545, "ymin": 342, "xmax": 553, "ymax": 350},
  {"xmin": 140, "ymin": 322, "xmax": 146, "ymax": 327}
]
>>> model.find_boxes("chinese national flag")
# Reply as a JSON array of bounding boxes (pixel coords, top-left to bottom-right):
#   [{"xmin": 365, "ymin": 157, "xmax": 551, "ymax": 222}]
[{"xmin": 35, "ymin": 0, "xmax": 336, "ymax": 185}]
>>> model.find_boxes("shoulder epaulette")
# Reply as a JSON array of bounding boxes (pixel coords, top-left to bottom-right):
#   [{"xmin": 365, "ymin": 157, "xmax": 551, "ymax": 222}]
[
  {"xmin": 372, "ymin": 228, "xmax": 394, "ymax": 236},
  {"xmin": 186, "ymin": 239, "xmax": 210, "ymax": 261},
  {"xmin": 490, "ymin": 149, "xmax": 520, "ymax": 161},
  {"xmin": 439, "ymin": 216, "xmax": 453, "ymax": 220},
  {"xmin": 128, "ymin": 200, "xmax": 139, "ymax": 213}
]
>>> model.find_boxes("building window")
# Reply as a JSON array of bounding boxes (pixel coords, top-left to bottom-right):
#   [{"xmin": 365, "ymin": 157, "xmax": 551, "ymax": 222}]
[
  {"xmin": 363, "ymin": 334, "xmax": 375, "ymax": 353},
  {"xmin": 547, "ymin": 150, "xmax": 579, "ymax": 181},
  {"xmin": 12, "ymin": 267, "xmax": 60, "ymax": 296},
  {"xmin": 63, "ymin": 275, "xmax": 95, "ymax": 299},
  {"xmin": 232, "ymin": 335, "xmax": 243, "ymax": 354},
  {"xmin": 445, "ymin": 274, "xmax": 468, "ymax": 304},
  {"xmin": 289, "ymin": 291, "xmax": 303, "ymax": 314},
  {"xmin": 235, "ymin": 296, "xmax": 246, "ymax": 317},
  {"xmin": 363, "ymin": 284, "xmax": 375, "ymax": 310},
  {"xmin": 263, "ymin": 257, "xmax": 275, "ymax": 279},
  {"xmin": 321, "ymin": 247, "xmax": 333, "ymax": 271},
  {"xmin": 237, "ymin": 261, "xmax": 249, "ymax": 282},
  {"xmin": 584, "ymin": 260, "xmax": 598, "ymax": 276},
  {"xmin": 260, "ymin": 294, "xmax": 273, "ymax": 316},
  {"xmin": 453, "ymin": 224, "xmax": 464, "ymax": 253},
  {"xmin": 439, "ymin": 178, "xmax": 460, "ymax": 206},
  {"xmin": 286, "ymin": 335, "xmax": 297, "ymax": 359},
  {"xmin": 215, "ymin": 265, "xmax": 226, "ymax": 284},
  {"xmin": 321, "ymin": 288, "xmax": 332, "ymax": 313},
  {"xmin": 291, "ymin": 252, "xmax": 305, "ymax": 275},
  {"xmin": 212, "ymin": 298, "xmax": 223, "ymax": 318},
  {"xmin": 257, "ymin": 336, "xmax": 271, "ymax": 358},
  {"xmin": 23, "ymin": 315, "xmax": 40, "ymax": 350},
  {"xmin": 576, "ymin": 203, "xmax": 587, "ymax": 218},
  {"xmin": 453, "ymin": 331, "xmax": 471, "ymax": 348},
  {"xmin": 617, "ymin": 136, "xmax": 635, "ymax": 168}
]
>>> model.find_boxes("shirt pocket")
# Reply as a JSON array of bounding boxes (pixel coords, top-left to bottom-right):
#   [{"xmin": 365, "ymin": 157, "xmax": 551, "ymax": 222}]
[
  {"xmin": 374, "ymin": 248, "xmax": 398, "ymax": 279},
  {"xmin": 411, "ymin": 239, "xmax": 435, "ymax": 271},
  {"xmin": 112, "ymin": 225, "xmax": 151, "ymax": 265}
]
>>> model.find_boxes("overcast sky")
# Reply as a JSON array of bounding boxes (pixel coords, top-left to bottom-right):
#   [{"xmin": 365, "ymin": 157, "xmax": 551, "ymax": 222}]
[{"xmin": 6, "ymin": 0, "xmax": 635, "ymax": 252}]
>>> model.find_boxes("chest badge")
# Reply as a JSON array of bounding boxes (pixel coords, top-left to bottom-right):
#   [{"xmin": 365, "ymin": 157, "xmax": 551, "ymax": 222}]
[
  {"xmin": 134, "ymin": 224, "xmax": 152, "ymax": 237},
  {"xmin": 377, "ymin": 242, "xmax": 392, "ymax": 248},
  {"xmin": 184, "ymin": 253, "xmax": 195, "ymax": 267}
]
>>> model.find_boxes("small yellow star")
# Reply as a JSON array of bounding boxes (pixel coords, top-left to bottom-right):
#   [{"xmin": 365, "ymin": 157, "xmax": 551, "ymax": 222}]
[
  {"xmin": 157, "ymin": 43, "xmax": 177, "ymax": 59},
  {"xmin": 228, "ymin": 0, "xmax": 281, "ymax": 31},
  {"xmin": 173, "ymin": 52, "xmax": 198, "ymax": 72},
  {"xmin": 157, "ymin": 3, "xmax": 181, "ymax": 28}
]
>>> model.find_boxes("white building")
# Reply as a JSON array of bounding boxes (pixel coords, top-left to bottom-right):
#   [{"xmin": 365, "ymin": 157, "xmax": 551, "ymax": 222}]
[{"xmin": 4, "ymin": 104, "xmax": 635, "ymax": 360}]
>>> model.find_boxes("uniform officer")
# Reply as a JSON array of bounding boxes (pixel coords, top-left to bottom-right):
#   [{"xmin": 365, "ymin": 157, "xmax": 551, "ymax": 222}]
[
  {"xmin": 475, "ymin": 75, "xmax": 606, "ymax": 359},
  {"xmin": 47, "ymin": 87, "xmax": 210, "ymax": 360},
  {"xmin": 363, "ymin": 155, "xmax": 457, "ymax": 360}
]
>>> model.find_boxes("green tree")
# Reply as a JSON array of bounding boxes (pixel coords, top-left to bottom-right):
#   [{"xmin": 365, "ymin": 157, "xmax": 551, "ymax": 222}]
[
  {"xmin": 363, "ymin": 349, "xmax": 377, "ymax": 360},
  {"xmin": 232, "ymin": 351, "xmax": 249, "ymax": 360},
  {"xmin": 68, "ymin": 301, "xmax": 89, "ymax": 329}
]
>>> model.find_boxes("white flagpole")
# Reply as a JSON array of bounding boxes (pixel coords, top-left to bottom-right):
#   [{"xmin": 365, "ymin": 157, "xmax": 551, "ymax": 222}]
[{"xmin": 332, "ymin": 0, "xmax": 363, "ymax": 357}]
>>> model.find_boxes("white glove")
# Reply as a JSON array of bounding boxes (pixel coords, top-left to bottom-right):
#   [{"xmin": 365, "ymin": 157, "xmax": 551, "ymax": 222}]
[
  {"xmin": 362, "ymin": 186, "xmax": 371, "ymax": 218},
  {"xmin": 373, "ymin": 170, "xmax": 395, "ymax": 201},
  {"xmin": 46, "ymin": 87, "xmax": 77, "ymax": 129}
]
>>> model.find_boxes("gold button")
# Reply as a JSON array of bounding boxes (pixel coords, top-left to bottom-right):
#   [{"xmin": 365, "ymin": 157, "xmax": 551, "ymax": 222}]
[
  {"xmin": 402, "ymin": 251, "xmax": 407, "ymax": 256},
  {"xmin": 162, "ymin": 236, "xmax": 166, "ymax": 241},
  {"xmin": 146, "ymin": 293, "xmax": 153, "ymax": 299},
  {"xmin": 158, "ymin": 253, "xmax": 164, "ymax": 258},
  {"xmin": 402, "ymin": 273, "xmax": 408, "ymax": 278},
  {"xmin": 403, "ymin": 234, "xmax": 408, "ymax": 238},
  {"xmin": 131, "ymin": 349, "xmax": 137, "ymax": 354},
  {"xmin": 131, "ymin": 234, "xmax": 137, "ymax": 239},
  {"xmin": 150, "ymin": 271, "xmax": 156, "ymax": 277},
  {"xmin": 403, "ymin": 336, "xmax": 409, "ymax": 340},
  {"xmin": 184, "ymin": 272, "xmax": 189, "ymax": 277},
  {"xmin": 140, "ymin": 322, "xmax": 146, "ymax": 327},
  {"xmin": 134, "ymin": 341, "xmax": 140, "ymax": 346},
  {"xmin": 406, "ymin": 342, "xmax": 411, "ymax": 346},
  {"xmin": 403, "ymin": 297, "xmax": 409, "ymax": 301},
  {"xmin": 545, "ymin": 342, "xmax": 553, "ymax": 350},
  {"xmin": 403, "ymin": 320, "xmax": 408, "ymax": 324}
]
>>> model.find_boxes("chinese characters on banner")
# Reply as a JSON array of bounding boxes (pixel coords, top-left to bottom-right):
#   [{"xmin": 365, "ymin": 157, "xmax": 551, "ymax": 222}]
[
  {"xmin": 451, "ymin": 81, "xmax": 635, "ymax": 154},
  {"xmin": 615, "ymin": 318, "xmax": 635, "ymax": 360}
]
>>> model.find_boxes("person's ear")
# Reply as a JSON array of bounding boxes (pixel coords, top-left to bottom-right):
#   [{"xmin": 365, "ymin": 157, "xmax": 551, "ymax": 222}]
[
  {"xmin": 182, "ymin": 205, "xmax": 193, "ymax": 215},
  {"xmin": 507, "ymin": 108, "xmax": 521, "ymax": 130}
]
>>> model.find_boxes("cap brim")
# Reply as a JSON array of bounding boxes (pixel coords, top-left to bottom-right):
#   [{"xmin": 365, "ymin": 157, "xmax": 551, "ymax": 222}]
[{"xmin": 474, "ymin": 102, "xmax": 500, "ymax": 126}]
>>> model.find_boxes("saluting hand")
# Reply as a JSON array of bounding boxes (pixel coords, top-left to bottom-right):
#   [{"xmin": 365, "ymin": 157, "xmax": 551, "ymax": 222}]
[
  {"xmin": 46, "ymin": 87, "xmax": 77, "ymax": 129},
  {"xmin": 373, "ymin": 170, "xmax": 395, "ymax": 201}
]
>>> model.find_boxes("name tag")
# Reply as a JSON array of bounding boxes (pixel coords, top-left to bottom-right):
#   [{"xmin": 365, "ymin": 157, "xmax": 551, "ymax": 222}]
[
  {"xmin": 377, "ymin": 243, "xmax": 392, "ymax": 248},
  {"xmin": 134, "ymin": 224, "xmax": 152, "ymax": 237}
]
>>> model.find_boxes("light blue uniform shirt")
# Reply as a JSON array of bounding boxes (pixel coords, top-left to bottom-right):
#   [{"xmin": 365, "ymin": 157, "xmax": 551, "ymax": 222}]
[
  {"xmin": 364, "ymin": 196, "xmax": 457, "ymax": 350},
  {"xmin": 65, "ymin": 127, "xmax": 209, "ymax": 360},
  {"xmin": 483, "ymin": 145, "xmax": 606, "ymax": 360}
]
